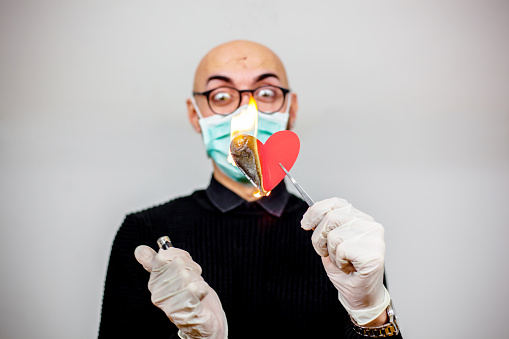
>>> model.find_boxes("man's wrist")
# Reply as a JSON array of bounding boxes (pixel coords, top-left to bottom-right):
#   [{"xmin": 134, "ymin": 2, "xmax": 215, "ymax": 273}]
[
  {"xmin": 363, "ymin": 309, "xmax": 388, "ymax": 327},
  {"xmin": 343, "ymin": 287, "xmax": 391, "ymax": 325}
]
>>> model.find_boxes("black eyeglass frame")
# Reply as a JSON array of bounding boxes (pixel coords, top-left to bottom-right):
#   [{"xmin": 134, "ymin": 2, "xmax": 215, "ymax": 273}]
[{"xmin": 192, "ymin": 85, "xmax": 291, "ymax": 115}]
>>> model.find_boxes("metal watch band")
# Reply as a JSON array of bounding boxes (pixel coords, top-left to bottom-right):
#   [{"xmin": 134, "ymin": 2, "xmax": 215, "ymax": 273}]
[{"xmin": 350, "ymin": 300, "xmax": 400, "ymax": 338}]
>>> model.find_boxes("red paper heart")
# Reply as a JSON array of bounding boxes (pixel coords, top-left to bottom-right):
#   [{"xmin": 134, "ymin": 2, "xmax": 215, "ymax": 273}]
[{"xmin": 258, "ymin": 130, "xmax": 300, "ymax": 192}]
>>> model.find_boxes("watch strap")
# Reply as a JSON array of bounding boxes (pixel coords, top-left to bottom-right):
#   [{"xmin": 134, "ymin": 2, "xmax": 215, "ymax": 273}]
[{"xmin": 350, "ymin": 300, "xmax": 400, "ymax": 338}]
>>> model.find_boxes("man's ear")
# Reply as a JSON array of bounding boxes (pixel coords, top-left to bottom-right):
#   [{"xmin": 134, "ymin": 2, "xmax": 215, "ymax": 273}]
[
  {"xmin": 186, "ymin": 98, "xmax": 202, "ymax": 133},
  {"xmin": 287, "ymin": 92, "xmax": 298, "ymax": 130}
]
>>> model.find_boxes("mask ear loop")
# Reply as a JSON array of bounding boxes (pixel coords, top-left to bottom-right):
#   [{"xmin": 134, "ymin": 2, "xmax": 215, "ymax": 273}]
[
  {"xmin": 284, "ymin": 91, "xmax": 293, "ymax": 129},
  {"xmin": 284, "ymin": 91, "xmax": 292, "ymax": 114},
  {"xmin": 190, "ymin": 96, "xmax": 204, "ymax": 119}
]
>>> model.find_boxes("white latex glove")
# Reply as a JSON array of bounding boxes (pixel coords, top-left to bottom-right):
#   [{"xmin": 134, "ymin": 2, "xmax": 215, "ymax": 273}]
[
  {"xmin": 134, "ymin": 245, "xmax": 228, "ymax": 339},
  {"xmin": 301, "ymin": 198, "xmax": 390, "ymax": 325}
]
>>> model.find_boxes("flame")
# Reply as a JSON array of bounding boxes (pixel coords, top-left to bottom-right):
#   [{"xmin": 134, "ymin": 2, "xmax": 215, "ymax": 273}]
[
  {"xmin": 228, "ymin": 96, "xmax": 259, "ymax": 166},
  {"xmin": 254, "ymin": 190, "xmax": 271, "ymax": 198},
  {"xmin": 228, "ymin": 96, "xmax": 269, "ymax": 198}
]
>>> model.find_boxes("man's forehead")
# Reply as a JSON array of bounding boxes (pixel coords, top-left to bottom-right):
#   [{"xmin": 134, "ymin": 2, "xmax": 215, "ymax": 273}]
[{"xmin": 194, "ymin": 41, "xmax": 288, "ymax": 90}]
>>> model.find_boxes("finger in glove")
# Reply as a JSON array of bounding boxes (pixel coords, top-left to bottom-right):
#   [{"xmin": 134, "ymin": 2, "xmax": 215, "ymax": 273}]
[
  {"xmin": 326, "ymin": 218, "xmax": 385, "ymax": 273},
  {"xmin": 301, "ymin": 197, "xmax": 350, "ymax": 230},
  {"xmin": 310, "ymin": 207, "xmax": 374, "ymax": 257}
]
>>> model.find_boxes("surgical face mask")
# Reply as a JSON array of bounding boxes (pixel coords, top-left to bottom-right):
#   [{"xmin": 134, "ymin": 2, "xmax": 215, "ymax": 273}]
[{"xmin": 192, "ymin": 97, "xmax": 291, "ymax": 182}]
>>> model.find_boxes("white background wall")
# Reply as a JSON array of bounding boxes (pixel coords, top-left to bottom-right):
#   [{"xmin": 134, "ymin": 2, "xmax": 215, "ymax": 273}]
[{"xmin": 1, "ymin": 1, "xmax": 508, "ymax": 338}]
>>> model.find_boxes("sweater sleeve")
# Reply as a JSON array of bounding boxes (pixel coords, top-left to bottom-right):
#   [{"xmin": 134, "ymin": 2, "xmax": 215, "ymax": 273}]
[{"xmin": 98, "ymin": 214, "xmax": 180, "ymax": 338}]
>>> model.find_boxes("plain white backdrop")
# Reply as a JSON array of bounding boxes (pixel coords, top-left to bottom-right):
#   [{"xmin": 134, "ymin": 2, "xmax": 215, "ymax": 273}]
[{"xmin": 1, "ymin": 1, "xmax": 508, "ymax": 338}]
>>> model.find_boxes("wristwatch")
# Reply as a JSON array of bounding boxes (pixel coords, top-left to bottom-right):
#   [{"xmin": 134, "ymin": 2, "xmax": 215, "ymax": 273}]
[{"xmin": 351, "ymin": 300, "xmax": 400, "ymax": 337}]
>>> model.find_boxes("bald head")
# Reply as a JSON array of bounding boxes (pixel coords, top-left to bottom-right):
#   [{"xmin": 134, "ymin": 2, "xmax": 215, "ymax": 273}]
[
  {"xmin": 187, "ymin": 40, "xmax": 297, "ymax": 131},
  {"xmin": 193, "ymin": 40, "xmax": 289, "ymax": 92}
]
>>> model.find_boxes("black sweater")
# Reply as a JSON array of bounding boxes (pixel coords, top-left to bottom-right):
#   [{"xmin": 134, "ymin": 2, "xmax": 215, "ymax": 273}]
[{"xmin": 98, "ymin": 181, "xmax": 402, "ymax": 338}]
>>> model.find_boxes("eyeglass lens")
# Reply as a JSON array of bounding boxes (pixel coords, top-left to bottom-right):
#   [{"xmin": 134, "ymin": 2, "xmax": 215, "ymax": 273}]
[{"xmin": 208, "ymin": 86, "xmax": 285, "ymax": 115}]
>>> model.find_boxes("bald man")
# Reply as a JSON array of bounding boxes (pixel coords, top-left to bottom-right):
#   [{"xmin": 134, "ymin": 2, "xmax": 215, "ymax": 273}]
[{"xmin": 99, "ymin": 41, "xmax": 401, "ymax": 339}]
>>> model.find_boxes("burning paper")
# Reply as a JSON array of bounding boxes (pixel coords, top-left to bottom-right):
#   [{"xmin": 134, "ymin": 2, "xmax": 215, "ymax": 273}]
[
  {"xmin": 230, "ymin": 134, "xmax": 268, "ymax": 196},
  {"xmin": 228, "ymin": 96, "xmax": 300, "ymax": 197},
  {"xmin": 228, "ymin": 96, "xmax": 268, "ymax": 196}
]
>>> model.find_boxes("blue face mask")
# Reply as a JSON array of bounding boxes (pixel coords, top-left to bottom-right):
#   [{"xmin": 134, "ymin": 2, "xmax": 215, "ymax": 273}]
[{"xmin": 192, "ymin": 100, "xmax": 291, "ymax": 182}]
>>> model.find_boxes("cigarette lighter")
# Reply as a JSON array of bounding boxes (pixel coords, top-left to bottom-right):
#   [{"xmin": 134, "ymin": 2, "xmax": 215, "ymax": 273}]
[{"xmin": 157, "ymin": 236, "xmax": 173, "ymax": 250}]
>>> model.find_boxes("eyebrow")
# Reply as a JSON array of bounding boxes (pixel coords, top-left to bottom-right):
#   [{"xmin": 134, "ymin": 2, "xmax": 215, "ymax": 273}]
[
  {"xmin": 206, "ymin": 75, "xmax": 232, "ymax": 84},
  {"xmin": 255, "ymin": 73, "xmax": 279, "ymax": 82},
  {"xmin": 205, "ymin": 73, "xmax": 280, "ymax": 85}
]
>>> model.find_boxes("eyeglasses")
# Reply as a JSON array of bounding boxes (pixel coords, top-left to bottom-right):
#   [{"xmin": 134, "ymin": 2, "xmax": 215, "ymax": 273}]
[{"xmin": 193, "ymin": 85, "xmax": 290, "ymax": 115}]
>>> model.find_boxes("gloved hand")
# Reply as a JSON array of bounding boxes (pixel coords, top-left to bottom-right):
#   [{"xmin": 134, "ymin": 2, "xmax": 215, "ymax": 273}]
[
  {"xmin": 134, "ymin": 245, "xmax": 228, "ymax": 339},
  {"xmin": 301, "ymin": 198, "xmax": 390, "ymax": 325}
]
